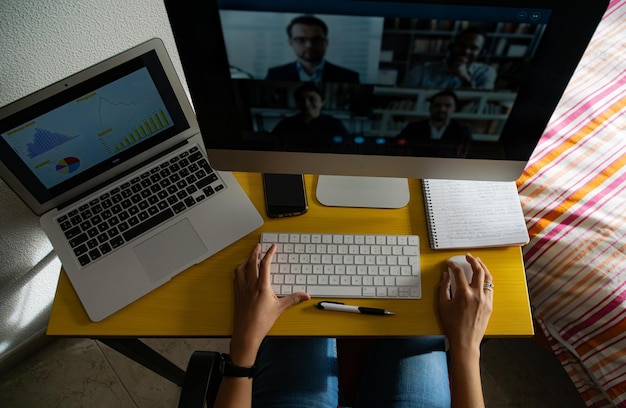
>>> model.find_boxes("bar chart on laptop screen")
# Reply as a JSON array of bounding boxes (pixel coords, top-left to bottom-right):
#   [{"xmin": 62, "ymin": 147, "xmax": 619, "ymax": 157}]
[{"xmin": 100, "ymin": 108, "xmax": 171, "ymax": 154}]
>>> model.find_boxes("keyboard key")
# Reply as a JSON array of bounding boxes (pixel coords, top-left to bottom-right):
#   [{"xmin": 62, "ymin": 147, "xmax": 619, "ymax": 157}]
[
  {"xmin": 68, "ymin": 233, "xmax": 88, "ymax": 248},
  {"xmin": 89, "ymin": 248, "xmax": 101, "ymax": 261},
  {"xmin": 110, "ymin": 236, "xmax": 125, "ymax": 249},
  {"xmin": 78, "ymin": 254, "xmax": 91, "ymax": 266},
  {"xmin": 74, "ymin": 244, "xmax": 88, "ymax": 257}
]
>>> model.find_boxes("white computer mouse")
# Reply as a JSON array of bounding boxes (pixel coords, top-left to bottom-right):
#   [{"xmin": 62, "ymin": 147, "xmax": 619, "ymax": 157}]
[{"xmin": 447, "ymin": 255, "xmax": 474, "ymax": 296}]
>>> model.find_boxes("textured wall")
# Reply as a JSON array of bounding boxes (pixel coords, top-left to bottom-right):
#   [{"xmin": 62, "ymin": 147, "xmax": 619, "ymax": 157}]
[{"xmin": 0, "ymin": 0, "xmax": 186, "ymax": 367}]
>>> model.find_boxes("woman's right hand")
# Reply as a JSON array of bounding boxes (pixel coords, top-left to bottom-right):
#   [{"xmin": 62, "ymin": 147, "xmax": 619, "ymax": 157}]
[
  {"xmin": 438, "ymin": 254, "xmax": 493, "ymax": 408},
  {"xmin": 437, "ymin": 254, "xmax": 493, "ymax": 353}
]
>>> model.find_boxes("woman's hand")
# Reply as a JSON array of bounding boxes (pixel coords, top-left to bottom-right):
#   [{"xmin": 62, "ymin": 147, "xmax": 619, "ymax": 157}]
[
  {"xmin": 230, "ymin": 243, "xmax": 310, "ymax": 365},
  {"xmin": 438, "ymin": 254, "xmax": 493, "ymax": 353},
  {"xmin": 438, "ymin": 254, "xmax": 493, "ymax": 408}
]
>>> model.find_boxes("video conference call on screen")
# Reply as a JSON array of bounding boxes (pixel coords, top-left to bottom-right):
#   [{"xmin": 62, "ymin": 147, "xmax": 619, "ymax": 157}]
[{"xmin": 217, "ymin": 1, "xmax": 550, "ymax": 160}]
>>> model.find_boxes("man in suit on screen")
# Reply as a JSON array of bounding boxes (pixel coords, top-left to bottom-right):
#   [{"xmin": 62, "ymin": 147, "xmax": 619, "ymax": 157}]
[
  {"xmin": 266, "ymin": 15, "xmax": 360, "ymax": 83},
  {"xmin": 398, "ymin": 90, "xmax": 471, "ymax": 158}
]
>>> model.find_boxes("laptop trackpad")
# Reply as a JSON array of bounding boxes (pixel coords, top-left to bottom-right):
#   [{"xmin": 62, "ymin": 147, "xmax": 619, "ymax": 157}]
[{"xmin": 134, "ymin": 218, "xmax": 207, "ymax": 282}]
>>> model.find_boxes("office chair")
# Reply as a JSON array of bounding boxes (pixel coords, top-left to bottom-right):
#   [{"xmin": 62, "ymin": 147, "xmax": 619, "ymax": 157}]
[{"xmin": 178, "ymin": 351, "xmax": 222, "ymax": 408}]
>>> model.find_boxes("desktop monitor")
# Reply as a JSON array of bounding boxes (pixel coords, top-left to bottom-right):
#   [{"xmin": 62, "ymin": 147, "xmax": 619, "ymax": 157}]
[{"xmin": 165, "ymin": 0, "xmax": 608, "ymax": 208}]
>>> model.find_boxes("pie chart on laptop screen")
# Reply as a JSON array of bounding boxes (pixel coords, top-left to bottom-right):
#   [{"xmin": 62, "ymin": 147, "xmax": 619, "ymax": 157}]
[{"xmin": 56, "ymin": 157, "xmax": 81, "ymax": 174}]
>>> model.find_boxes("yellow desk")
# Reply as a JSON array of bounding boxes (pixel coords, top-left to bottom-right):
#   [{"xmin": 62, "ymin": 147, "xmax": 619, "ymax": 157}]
[{"xmin": 48, "ymin": 173, "xmax": 533, "ymax": 338}]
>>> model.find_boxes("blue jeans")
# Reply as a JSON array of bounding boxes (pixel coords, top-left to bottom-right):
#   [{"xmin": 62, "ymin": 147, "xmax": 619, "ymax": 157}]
[{"xmin": 252, "ymin": 337, "xmax": 450, "ymax": 408}]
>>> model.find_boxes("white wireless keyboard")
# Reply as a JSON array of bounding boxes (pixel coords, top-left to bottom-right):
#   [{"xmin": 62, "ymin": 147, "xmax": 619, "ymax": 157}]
[{"xmin": 260, "ymin": 232, "xmax": 421, "ymax": 299}]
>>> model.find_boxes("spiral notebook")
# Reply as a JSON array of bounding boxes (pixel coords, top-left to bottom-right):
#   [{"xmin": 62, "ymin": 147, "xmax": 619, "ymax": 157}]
[{"xmin": 422, "ymin": 179, "xmax": 530, "ymax": 249}]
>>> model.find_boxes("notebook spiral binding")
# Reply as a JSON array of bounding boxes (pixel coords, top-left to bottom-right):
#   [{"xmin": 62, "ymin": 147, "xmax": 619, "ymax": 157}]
[{"xmin": 422, "ymin": 180, "xmax": 438, "ymax": 248}]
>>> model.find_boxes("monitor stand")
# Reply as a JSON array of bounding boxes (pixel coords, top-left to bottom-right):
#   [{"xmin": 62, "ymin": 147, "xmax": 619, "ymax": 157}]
[{"xmin": 316, "ymin": 175, "xmax": 410, "ymax": 209}]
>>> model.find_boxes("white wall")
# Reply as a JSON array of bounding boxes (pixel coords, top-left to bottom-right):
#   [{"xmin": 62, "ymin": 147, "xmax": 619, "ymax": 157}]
[
  {"xmin": 0, "ymin": 0, "xmax": 185, "ymax": 367},
  {"xmin": 0, "ymin": 0, "xmax": 185, "ymax": 106}
]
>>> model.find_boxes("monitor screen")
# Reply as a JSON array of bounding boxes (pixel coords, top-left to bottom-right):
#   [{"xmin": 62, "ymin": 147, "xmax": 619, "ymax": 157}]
[{"xmin": 165, "ymin": 0, "xmax": 608, "ymax": 203}]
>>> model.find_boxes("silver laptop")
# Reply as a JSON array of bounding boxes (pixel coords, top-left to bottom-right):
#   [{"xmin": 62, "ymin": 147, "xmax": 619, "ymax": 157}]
[{"xmin": 0, "ymin": 38, "xmax": 263, "ymax": 321}]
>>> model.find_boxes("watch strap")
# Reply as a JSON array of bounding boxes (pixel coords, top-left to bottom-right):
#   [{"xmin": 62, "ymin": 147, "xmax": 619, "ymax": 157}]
[{"xmin": 219, "ymin": 353, "xmax": 256, "ymax": 378}]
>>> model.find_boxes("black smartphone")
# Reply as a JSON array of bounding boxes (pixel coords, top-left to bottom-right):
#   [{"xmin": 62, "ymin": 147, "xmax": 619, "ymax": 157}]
[{"xmin": 262, "ymin": 173, "xmax": 308, "ymax": 218}]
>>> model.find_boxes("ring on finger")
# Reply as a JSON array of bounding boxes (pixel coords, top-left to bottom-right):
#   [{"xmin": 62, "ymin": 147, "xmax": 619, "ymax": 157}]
[{"xmin": 483, "ymin": 282, "xmax": 494, "ymax": 291}]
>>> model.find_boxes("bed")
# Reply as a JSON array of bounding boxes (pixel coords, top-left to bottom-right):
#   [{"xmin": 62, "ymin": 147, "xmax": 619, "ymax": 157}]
[{"xmin": 516, "ymin": 0, "xmax": 626, "ymax": 406}]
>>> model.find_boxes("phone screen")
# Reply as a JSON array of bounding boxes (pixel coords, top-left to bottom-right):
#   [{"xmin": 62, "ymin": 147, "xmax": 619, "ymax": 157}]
[{"xmin": 262, "ymin": 173, "xmax": 308, "ymax": 218}]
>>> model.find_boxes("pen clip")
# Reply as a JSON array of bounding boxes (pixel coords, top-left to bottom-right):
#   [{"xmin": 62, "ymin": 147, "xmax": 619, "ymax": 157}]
[{"xmin": 316, "ymin": 301, "xmax": 344, "ymax": 309}]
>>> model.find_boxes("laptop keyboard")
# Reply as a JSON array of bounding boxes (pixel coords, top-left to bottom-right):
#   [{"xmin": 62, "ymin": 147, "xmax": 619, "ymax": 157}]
[
  {"xmin": 260, "ymin": 232, "xmax": 421, "ymax": 299},
  {"xmin": 56, "ymin": 145, "xmax": 225, "ymax": 267}
]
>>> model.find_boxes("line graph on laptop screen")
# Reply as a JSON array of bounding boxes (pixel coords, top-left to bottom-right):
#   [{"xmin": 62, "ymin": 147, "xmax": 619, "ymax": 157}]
[{"xmin": 1, "ymin": 67, "xmax": 174, "ymax": 190}]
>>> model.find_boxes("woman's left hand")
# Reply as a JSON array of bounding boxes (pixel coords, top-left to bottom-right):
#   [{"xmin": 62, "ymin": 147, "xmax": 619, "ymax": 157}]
[{"xmin": 230, "ymin": 243, "xmax": 310, "ymax": 365}]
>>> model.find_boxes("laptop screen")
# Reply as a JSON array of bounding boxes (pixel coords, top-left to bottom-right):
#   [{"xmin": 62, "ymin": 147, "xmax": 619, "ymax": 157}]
[{"xmin": 0, "ymin": 49, "xmax": 189, "ymax": 206}]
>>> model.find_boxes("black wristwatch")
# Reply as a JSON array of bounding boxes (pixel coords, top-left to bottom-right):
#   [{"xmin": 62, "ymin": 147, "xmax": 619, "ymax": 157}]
[{"xmin": 219, "ymin": 353, "xmax": 256, "ymax": 378}]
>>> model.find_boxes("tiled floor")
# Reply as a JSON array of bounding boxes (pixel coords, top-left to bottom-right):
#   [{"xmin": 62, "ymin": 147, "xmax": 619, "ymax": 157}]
[{"xmin": 0, "ymin": 336, "xmax": 585, "ymax": 407}]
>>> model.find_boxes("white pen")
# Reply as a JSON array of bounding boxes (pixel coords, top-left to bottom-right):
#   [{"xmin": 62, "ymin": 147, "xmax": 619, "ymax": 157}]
[{"xmin": 316, "ymin": 301, "xmax": 395, "ymax": 316}]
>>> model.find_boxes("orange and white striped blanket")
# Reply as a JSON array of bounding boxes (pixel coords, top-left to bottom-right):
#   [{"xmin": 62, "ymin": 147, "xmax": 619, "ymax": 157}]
[{"xmin": 517, "ymin": 1, "xmax": 626, "ymax": 406}]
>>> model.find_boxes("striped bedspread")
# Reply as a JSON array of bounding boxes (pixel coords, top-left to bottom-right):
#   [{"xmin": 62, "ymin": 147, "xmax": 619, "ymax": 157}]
[{"xmin": 517, "ymin": 0, "xmax": 626, "ymax": 406}]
